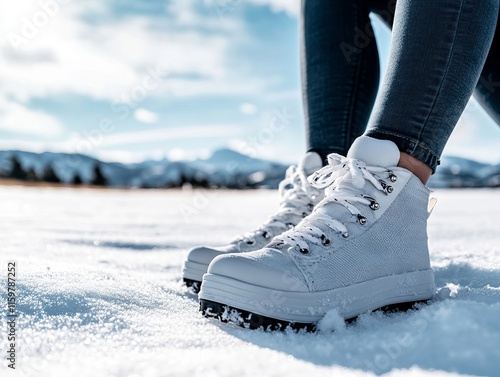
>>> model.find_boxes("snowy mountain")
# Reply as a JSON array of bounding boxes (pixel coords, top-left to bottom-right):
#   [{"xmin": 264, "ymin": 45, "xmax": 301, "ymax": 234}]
[
  {"xmin": 0, "ymin": 149, "xmax": 288, "ymax": 189},
  {"xmin": 0, "ymin": 149, "xmax": 498, "ymax": 188},
  {"xmin": 429, "ymin": 156, "xmax": 500, "ymax": 188}
]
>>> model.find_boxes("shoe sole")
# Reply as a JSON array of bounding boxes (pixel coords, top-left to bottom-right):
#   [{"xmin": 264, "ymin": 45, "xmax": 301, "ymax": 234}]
[
  {"xmin": 199, "ymin": 268, "xmax": 435, "ymax": 328},
  {"xmin": 182, "ymin": 260, "xmax": 208, "ymax": 292},
  {"xmin": 183, "ymin": 278, "xmax": 201, "ymax": 293},
  {"xmin": 200, "ymin": 298, "xmax": 428, "ymax": 331}
]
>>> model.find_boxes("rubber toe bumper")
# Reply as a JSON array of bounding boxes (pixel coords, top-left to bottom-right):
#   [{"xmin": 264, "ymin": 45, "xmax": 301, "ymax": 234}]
[
  {"xmin": 208, "ymin": 253, "xmax": 308, "ymax": 292},
  {"xmin": 182, "ymin": 246, "xmax": 222, "ymax": 283}
]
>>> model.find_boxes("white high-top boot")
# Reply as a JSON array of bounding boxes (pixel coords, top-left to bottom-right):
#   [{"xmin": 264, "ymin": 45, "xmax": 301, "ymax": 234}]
[{"xmin": 199, "ymin": 137, "xmax": 435, "ymax": 329}]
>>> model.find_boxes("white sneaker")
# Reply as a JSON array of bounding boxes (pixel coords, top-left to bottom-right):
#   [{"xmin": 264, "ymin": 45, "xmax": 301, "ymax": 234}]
[
  {"xmin": 199, "ymin": 136, "xmax": 436, "ymax": 329},
  {"xmin": 182, "ymin": 152, "xmax": 324, "ymax": 292}
]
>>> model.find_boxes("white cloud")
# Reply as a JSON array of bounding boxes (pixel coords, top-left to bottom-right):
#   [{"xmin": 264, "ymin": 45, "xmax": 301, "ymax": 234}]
[
  {"xmin": 0, "ymin": 1, "xmax": 252, "ymax": 138},
  {"xmin": 0, "ymin": 99, "xmax": 63, "ymax": 137},
  {"xmin": 0, "ymin": 139, "xmax": 66, "ymax": 153},
  {"xmin": 99, "ymin": 126, "xmax": 241, "ymax": 148},
  {"xmin": 0, "ymin": 125, "xmax": 243, "ymax": 162},
  {"xmin": 0, "ymin": 0, "xmax": 294, "ymax": 104},
  {"xmin": 134, "ymin": 108, "xmax": 159, "ymax": 124},
  {"xmin": 227, "ymin": 138, "xmax": 250, "ymax": 153},
  {"xmin": 0, "ymin": 7, "xmax": 234, "ymax": 101},
  {"xmin": 167, "ymin": 147, "xmax": 210, "ymax": 161},
  {"xmin": 239, "ymin": 102, "xmax": 257, "ymax": 115}
]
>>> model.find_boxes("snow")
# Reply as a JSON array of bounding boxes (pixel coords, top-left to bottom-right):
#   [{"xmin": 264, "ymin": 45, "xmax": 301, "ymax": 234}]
[{"xmin": 0, "ymin": 186, "xmax": 499, "ymax": 377}]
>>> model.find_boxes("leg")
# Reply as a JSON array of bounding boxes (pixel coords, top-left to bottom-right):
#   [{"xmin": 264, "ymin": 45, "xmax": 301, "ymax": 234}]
[
  {"xmin": 366, "ymin": 0, "xmax": 499, "ymax": 180},
  {"xmin": 474, "ymin": 9, "xmax": 500, "ymax": 126},
  {"xmin": 302, "ymin": 0, "xmax": 380, "ymax": 161}
]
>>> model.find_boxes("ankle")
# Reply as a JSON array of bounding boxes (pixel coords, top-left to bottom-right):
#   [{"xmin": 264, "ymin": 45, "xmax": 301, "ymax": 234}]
[{"xmin": 398, "ymin": 152, "xmax": 432, "ymax": 184}]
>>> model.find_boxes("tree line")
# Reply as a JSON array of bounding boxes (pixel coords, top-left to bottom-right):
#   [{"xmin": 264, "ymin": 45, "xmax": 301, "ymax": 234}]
[{"xmin": 0, "ymin": 155, "xmax": 107, "ymax": 186}]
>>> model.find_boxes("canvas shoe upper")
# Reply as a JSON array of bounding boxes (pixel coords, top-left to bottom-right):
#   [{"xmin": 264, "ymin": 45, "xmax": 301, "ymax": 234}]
[
  {"xmin": 182, "ymin": 152, "xmax": 324, "ymax": 292},
  {"xmin": 199, "ymin": 136, "xmax": 436, "ymax": 327}
]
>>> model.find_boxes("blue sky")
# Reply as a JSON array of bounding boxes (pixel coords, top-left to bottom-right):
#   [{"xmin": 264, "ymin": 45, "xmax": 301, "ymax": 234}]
[{"xmin": 0, "ymin": 0, "xmax": 499, "ymax": 164}]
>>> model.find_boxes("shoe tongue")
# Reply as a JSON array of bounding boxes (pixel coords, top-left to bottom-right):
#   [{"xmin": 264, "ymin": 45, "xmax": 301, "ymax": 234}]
[
  {"xmin": 315, "ymin": 137, "xmax": 400, "ymax": 217},
  {"xmin": 299, "ymin": 151, "xmax": 323, "ymax": 175},
  {"xmin": 347, "ymin": 136, "xmax": 400, "ymax": 167}
]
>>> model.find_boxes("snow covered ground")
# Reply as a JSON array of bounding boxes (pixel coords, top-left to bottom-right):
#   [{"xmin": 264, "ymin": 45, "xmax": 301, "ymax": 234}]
[{"xmin": 0, "ymin": 186, "xmax": 499, "ymax": 377}]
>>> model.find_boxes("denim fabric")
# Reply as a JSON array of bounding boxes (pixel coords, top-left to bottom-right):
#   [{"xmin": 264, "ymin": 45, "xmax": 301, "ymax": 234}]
[
  {"xmin": 302, "ymin": 0, "xmax": 500, "ymax": 171},
  {"xmin": 301, "ymin": 0, "xmax": 380, "ymax": 162}
]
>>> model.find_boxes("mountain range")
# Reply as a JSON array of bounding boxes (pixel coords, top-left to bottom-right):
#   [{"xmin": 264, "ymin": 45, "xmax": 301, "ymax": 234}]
[
  {"xmin": 0, "ymin": 149, "xmax": 288, "ymax": 189},
  {"xmin": 0, "ymin": 149, "xmax": 498, "ymax": 189}
]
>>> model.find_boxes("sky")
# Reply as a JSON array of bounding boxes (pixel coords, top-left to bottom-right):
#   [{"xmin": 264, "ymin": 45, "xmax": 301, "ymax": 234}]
[{"xmin": 0, "ymin": 0, "xmax": 499, "ymax": 165}]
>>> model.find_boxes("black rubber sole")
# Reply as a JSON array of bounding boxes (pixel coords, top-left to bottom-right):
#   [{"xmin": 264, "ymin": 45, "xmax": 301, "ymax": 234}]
[
  {"xmin": 200, "ymin": 299, "xmax": 429, "ymax": 332},
  {"xmin": 200, "ymin": 299, "xmax": 316, "ymax": 331},
  {"xmin": 183, "ymin": 278, "xmax": 201, "ymax": 293}
]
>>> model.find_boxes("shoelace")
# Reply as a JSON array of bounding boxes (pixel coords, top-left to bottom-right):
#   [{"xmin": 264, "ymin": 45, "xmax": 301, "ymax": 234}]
[
  {"xmin": 274, "ymin": 154, "xmax": 397, "ymax": 254},
  {"xmin": 233, "ymin": 164, "xmax": 321, "ymax": 247}
]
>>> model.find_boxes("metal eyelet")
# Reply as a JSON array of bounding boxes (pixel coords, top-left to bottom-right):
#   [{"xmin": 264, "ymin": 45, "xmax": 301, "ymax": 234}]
[
  {"xmin": 320, "ymin": 234, "xmax": 331, "ymax": 246},
  {"xmin": 364, "ymin": 195, "xmax": 379, "ymax": 210},
  {"xmin": 286, "ymin": 223, "xmax": 294, "ymax": 229},
  {"xmin": 389, "ymin": 173, "xmax": 398, "ymax": 182},
  {"xmin": 342, "ymin": 232, "xmax": 349, "ymax": 238},
  {"xmin": 357, "ymin": 214, "xmax": 367, "ymax": 225},
  {"xmin": 299, "ymin": 248, "xmax": 309, "ymax": 254},
  {"xmin": 246, "ymin": 240, "xmax": 255, "ymax": 245},
  {"xmin": 262, "ymin": 231, "xmax": 271, "ymax": 239},
  {"xmin": 379, "ymin": 180, "xmax": 393, "ymax": 194}
]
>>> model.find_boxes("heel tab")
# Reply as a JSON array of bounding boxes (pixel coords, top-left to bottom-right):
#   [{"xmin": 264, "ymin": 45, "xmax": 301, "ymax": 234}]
[{"xmin": 428, "ymin": 196, "xmax": 438, "ymax": 217}]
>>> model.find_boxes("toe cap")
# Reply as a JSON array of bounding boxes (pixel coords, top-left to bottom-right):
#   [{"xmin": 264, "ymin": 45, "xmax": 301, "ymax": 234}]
[
  {"xmin": 187, "ymin": 246, "xmax": 225, "ymax": 266},
  {"xmin": 207, "ymin": 252, "xmax": 308, "ymax": 292}
]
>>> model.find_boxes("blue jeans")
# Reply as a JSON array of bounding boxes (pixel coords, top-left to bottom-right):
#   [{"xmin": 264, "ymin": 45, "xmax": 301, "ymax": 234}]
[{"xmin": 302, "ymin": 0, "xmax": 500, "ymax": 172}]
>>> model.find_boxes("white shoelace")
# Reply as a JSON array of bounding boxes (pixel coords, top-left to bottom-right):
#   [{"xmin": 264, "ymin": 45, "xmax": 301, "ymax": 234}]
[
  {"xmin": 274, "ymin": 154, "xmax": 394, "ymax": 253},
  {"xmin": 233, "ymin": 165, "xmax": 321, "ymax": 247}
]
